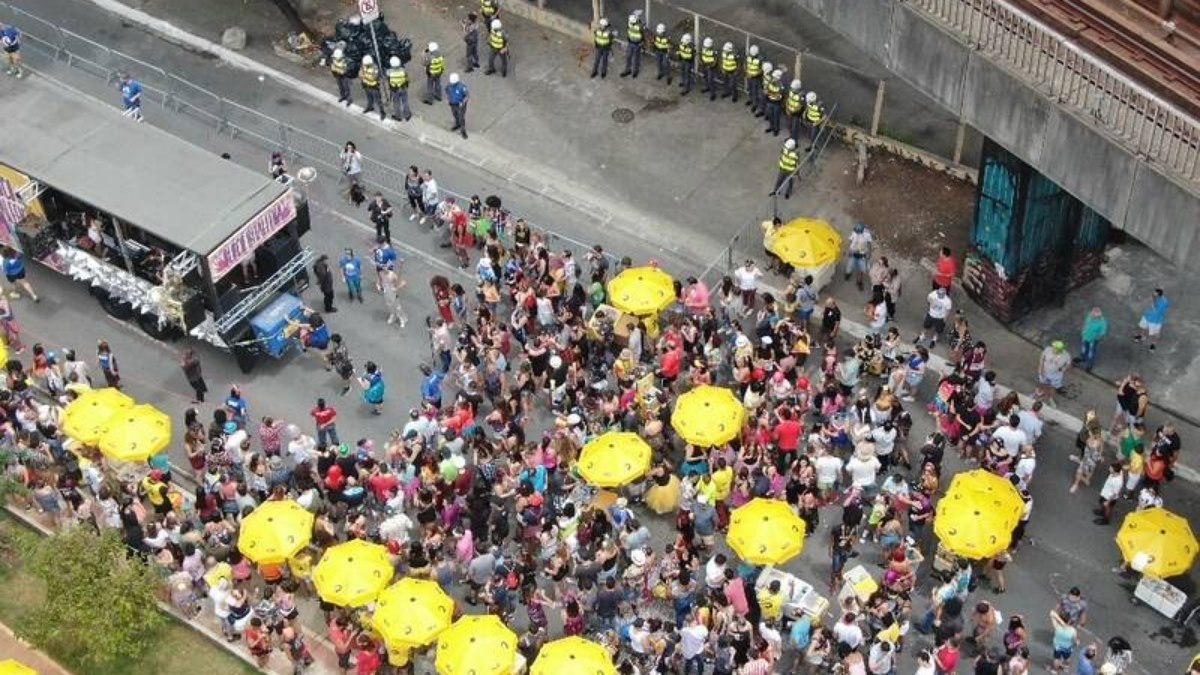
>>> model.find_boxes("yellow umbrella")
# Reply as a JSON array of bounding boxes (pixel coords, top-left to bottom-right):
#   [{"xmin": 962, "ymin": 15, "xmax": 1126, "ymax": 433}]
[
  {"xmin": 237, "ymin": 499, "xmax": 314, "ymax": 565},
  {"xmin": 435, "ymin": 614, "xmax": 517, "ymax": 675},
  {"xmin": 765, "ymin": 217, "xmax": 842, "ymax": 267},
  {"xmin": 61, "ymin": 387, "xmax": 134, "ymax": 445},
  {"xmin": 97, "ymin": 404, "xmax": 172, "ymax": 463},
  {"xmin": 373, "ymin": 578, "xmax": 455, "ymax": 648},
  {"xmin": 671, "ymin": 385, "xmax": 745, "ymax": 447},
  {"xmin": 0, "ymin": 340, "xmax": 8, "ymax": 365},
  {"xmin": 313, "ymin": 539, "xmax": 395, "ymax": 607},
  {"xmin": 531, "ymin": 636, "xmax": 616, "ymax": 675},
  {"xmin": 606, "ymin": 266, "xmax": 676, "ymax": 317},
  {"xmin": 934, "ymin": 470, "xmax": 1025, "ymax": 559},
  {"xmin": 1116, "ymin": 507, "xmax": 1198, "ymax": 578},
  {"xmin": 0, "ymin": 660, "xmax": 37, "ymax": 675},
  {"xmin": 727, "ymin": 498, "xmax": 807, "ymax": 565},
  {"xmin": 579, "ymin": 431, "xmax": 653, "ymax": 488}
]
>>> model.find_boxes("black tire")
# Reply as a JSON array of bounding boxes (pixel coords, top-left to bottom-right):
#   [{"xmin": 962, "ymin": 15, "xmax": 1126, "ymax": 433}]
[
  {"xmin": 136, "ymin": 312, "xmax": 183, "ymax": 341},
  {"xmin": 97, "ymin": 292, "xmax": 135, "ymax": 321}
]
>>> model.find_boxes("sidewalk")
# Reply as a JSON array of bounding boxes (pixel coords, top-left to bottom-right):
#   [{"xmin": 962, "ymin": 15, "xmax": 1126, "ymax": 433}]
[
  {"xmin": 70, "ymin": 0, "xmax": 1200, "ymax": 478},
  {"xmin": 0, "ymin": 622, "xmax": 71, "ymax": 675}
]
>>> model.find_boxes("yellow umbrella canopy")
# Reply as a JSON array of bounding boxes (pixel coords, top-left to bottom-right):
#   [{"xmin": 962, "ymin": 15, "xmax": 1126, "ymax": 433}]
[
  {"xmin": 313, "ymin": 539, "xmax": 396, "ymax": 608},
  {"xmin": 435, "ymin": 614, "xmax": 517, "ymax": 675},
  {"xmin": 727, "ymin": 498, "xmax": 807, "ymax": 565},
  {"xmin": 61, "ymin": 387, "xmax": 134, "ymax": 445},
  {"xmin": 0, "ymin": 660, "xmax": 38, "ymax": 675},
  {"xmin": 934, "ymin": 470, "xmax": 1025, "ymax": 559},
  {"xmin": 765, "ymin": 217, "xmax": 842, "ymax": 268},
  {"xmin": 97, "ymin": 404, "xmax": 172, "ymax": 463},
  {"xmin": 237, "ymin": 499, "xmax": 314, "ymax": 565},
  {"xmin": 0, "ymin": 340, "xmax": 8, "ymax": 365},
  {"xmin": 578, "ymin": 432, "xmax": 653, "ymax": 488},
  {"xmin": 671, "ymin": 385, "xmax": 745, "ymax": 447},
  {"xmin": 1116, "ymin": 507, "xmax": 1198, "ymax": 578},
  {"xmin": 531, "ymin": 636, "xmax": 616, "ymax": 675},
  {"xmin": 606, "ymin": 266, "xmax": 676, "ymax": 317},
  {"xmin": 373, "ymin": 577, "xmax": 455, "ymax": 648}
]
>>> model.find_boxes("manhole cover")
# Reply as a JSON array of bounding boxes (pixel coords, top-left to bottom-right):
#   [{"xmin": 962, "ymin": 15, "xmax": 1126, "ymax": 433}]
[{"xmin": 612, "ymin": 107, "xmax": 635, "ymax": 124}]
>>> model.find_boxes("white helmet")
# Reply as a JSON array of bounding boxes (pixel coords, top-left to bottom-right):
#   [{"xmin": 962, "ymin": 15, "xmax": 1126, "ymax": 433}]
[
  {"xmin": 748, "ymin": 44, "xmax": 759, "ymax": 57},
  {"xmin": 390, "ymin": 56, "xmax": 400, "ymax": 68},
  {"xmin": 702, "ymin": 37, "xmax": 713, "ymax": 48},
  {"xmin": 771, "ymin": 69, "xmax": 782, "ymax": 80},
  {"xmin": 428, "ymin": 41, "xmax": 439, "ymax": 52},
  {"xmin": 784, "ymin": 138, "xmax": 796, "ymax": 150},
  {"xmin": 350, "ymin": 15, "xmax": 361, "ymax": 25},
  {"xmin": 723, "ymin": 42, "xmax": 733, "ymax": 51},
  {"xmin": 449, "ymin": 72, "xmax": 460, "ymax": 84},
  {"xmin": 682, "ymin": 33, "xmax": 693, "ymax": 44},
  {"xmin": 599, "ymin": 17, "xmax": 608, "ymax": 27},
  {"xmin": 655, "ymin": 23, "xmax": 666, "ymax": 34},
  {"xmin": 762, "ymin": 61, "xmax": 773, "ymax": 73},
  {"xmin": 332, "ymin": 48, "xmax": 344, "ymax": 59},
  {"xmin": 806, "ymin": 91, "xmax": 817, "ymax": 103},
  {"xmin": 790, "ymin": 79, "xmax": 801, "ymax": 90},
  {"xmin": 490, "ymin": 19, "xmax": 501, "ymax": 30},
  {"xmin": 629, "ymin": 14, "xmax": 638, "ymax": 24},
  {"xmin": 362, "ymin": 55, "xmax": 374, "ymax": 65}
]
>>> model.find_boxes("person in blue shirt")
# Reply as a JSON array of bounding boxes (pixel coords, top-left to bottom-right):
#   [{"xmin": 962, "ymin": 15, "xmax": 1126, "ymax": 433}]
[
  {"xmin": 1, "ymin": 23, "xmax": 22, "ymax": 79},
  {"xmin": 419, "ymin": 364, "xmax": 445, "ymax": 409},
  {"xmin": 338, "ymin": 248, "xmax": 364, "ymax": 303},
  {"xmin": 371, "ymin": 241, "xmax": 398, "ymax": 292},
  {"xmin": 2, "ymin": 249, "xmax": 38, "ymax": 302},
  {"xmin": 446, "ymin": 72, "xmax": 469, "ymax": 140},
  {"xmin": 358, "ymin": 361, "xmax": 385, "ymax": 415},
  {"xmin": 1134, "ymin": 287, "xmax": 1169, "ymax": 351},
  {"xmin": 224, "ymin": 385, "xmax": 249, "ymax": 429},
  {"xmin": 118, "ymin": 74, "xmax": 143, "ymax": 122}
]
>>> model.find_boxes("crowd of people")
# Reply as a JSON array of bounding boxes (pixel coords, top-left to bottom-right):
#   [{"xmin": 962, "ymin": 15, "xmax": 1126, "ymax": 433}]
[{"xmin": 0, "ymin": 178, "xmax": 1183, "ymax": 674}]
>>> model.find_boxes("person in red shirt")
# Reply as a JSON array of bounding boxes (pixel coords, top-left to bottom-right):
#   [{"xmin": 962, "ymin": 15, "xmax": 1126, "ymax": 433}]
[
  {"xmin": 310, "ymin": 397, "xmax": 339, "ymax": 447},
  {"xmin": 658, "ymin": 342, "xmax": 683, "ymax": 386},
  {"xmin": 772, "ymin": 406, "xmax": 804, "ymax": 470},
  {"xmin": 367, "ymin": 464, "xmax": 399, "ymax": 504},
  {"xmin": 933, "ymin": 246, "xmax": 958, "ymax": 291},
  {"xmin": 355, "ymin": 635, "xmax": 382, "ymax": 675}
]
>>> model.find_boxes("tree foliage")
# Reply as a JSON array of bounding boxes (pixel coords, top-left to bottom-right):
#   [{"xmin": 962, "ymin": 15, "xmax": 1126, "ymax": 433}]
[{"xmin": 19, "ymin": 525, "xmax": 165, "ymax": 667}]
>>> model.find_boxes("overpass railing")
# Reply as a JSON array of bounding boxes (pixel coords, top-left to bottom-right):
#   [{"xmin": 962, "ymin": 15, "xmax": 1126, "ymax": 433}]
[{"xmin": 911, "ymin": 0, "xmax": 1200, "ymax": 185}]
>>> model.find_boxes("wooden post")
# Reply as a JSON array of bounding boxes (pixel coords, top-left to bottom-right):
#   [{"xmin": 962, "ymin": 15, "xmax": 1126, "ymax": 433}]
[
  {"xmin": 645, "ymin": 0, "xmax": 651, "ymax": 23},
  {"xmin": 870, "ymin": 79, "xmax": 886, "ymax": 136},
  {"xmin": 953, "ymin": 120, "xmax": 967, "ymax": 165},
  {"xmin": 693, "ymin": 12, "xmax": 701, "ymax": 45},
  {"xmin": 794, "ymin": 52, "xmax": 802, "ymax": 82},
  {"xmin": 592, "ymin": 0, "xmax": 602, "ymax": 26}
]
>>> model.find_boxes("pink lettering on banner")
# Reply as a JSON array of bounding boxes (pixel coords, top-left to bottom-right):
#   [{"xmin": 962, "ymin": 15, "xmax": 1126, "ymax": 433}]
[{"xmin": 207, "ymin": 191, "xmax": 297, "ymax": 281}]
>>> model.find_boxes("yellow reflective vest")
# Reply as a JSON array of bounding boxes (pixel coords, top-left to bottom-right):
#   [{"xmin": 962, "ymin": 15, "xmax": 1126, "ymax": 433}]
[
  {"xmin": 428, "ymin": 54, "xmax": 445, "ymax": 76},
  {"xmin": 765, "ymin": 79, "xmax": 783, "ymax": 101},
  {"xmin": 360, "ymin": 63, "xmax": 380, "ymax": 87},
  {"xmin": 595, "ymin": 28, "xmax": 612, "ymax": 48},
  {"xmin": 330, "ymin": 57, "xmax": 348, "ymax": 76},
  {"xmin": 677, "ymin": 43, "xmax": 693, "ymax": 62},
  {"xmin": 628, "ymin": 22, "xmax": 643, "ymax": 43},
  {"xmin": 653, "ymin": 35, "xmax": 670, "ymax": 52},
  {"xmin": 806, "ymin": 102, "xmax": 824, "ymax": 124},
  {"xmin": 700, "ymin": 46, "xmax": 716, "ymax": 66},
  {"xmin": 387, "ymin": 68, "xmax": 407, "ymax": 89},
  {"xmin": 785, "ymin": 91, "xmax": 803, "ymax": 115},
  {"xmin": 489, "ymin": 29, "xmax": 506, "ymax": 51},
  {"xmin": 779, "ymin": 147, "xmax": 799, "ymax": 172},
  {"xmin": 481, "ymin": 0, "xmax": 498, "ymax": 19},
  {"xmin": 745, "ymin": 55, "xmax": 761, "ymax": 78},
  {"xmin": 721, "ymin": 50, "xmax": 737, "ymax": 73}
]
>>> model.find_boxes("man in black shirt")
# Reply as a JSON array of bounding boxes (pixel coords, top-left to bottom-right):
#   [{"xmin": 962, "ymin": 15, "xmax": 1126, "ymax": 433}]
[
  {"xmin": 367, "ymin": 193, "xmax": 394, "ymax": 243},
  {"xmin": 821, "ymin": 298, "xmax": 842, "ymax": 341}
]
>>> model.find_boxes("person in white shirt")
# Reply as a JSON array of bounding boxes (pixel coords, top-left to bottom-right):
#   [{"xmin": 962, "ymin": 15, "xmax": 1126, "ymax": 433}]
[
  {"xmin": 814, "ymin": 448, "xmax": 844, "ymax": 497},
  {"xmin": 1014, "ymin": 445, "xmax": 1037, "ymax": 487},
  {"xmin": 846, "ymin": 442, "xmax": 881, "ymax": 489},
  {"xmin": 993, "ymin": 415, "xmax": 1028, "ymax": 457},
  {"xmin": 868, "ymin": 640, "xmax": 896, "ymax": 675},
  {"xmin": 1095, "ymin": 462, "xmax": 1125, "ymax": 524},
  {"xmin": 679, "ymin": 618, "xmax": 709, "ymax": 673},
  {"xmin": 844, "ymin": 223, "xmax": 873, "ymax": 290},
  {"xmin": 914, "ymin": 287, "xmax": 953, "ymax": 348},
  {"xmin": 974, "ymin": 371, "xmax": 997, "ymax": 414},
  {"xmin": 419, "ymin": 169, "xmax": 439, "ymax": 224},
  {"xmin": 733, "ymin": 260, "xmax": 764, "ymax": 316},
  {"xmin": 871, "ymin": 421, "xmax": 898, "ymax": 470},
  {"xmin": 1017, "ymin": 402, "xmax": 1045, "ymax": 444},
  {"xmin": 833, "ymin": 612, "xmax": 864, "ymax": 651}
]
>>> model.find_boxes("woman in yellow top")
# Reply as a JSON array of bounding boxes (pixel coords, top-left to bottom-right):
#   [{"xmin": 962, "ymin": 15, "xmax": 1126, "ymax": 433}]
[
  {"xmin": 711, "ymin": 459, "xmax": 734, "ymax": 503},
  {"xmin": 645, "ymin": 459, "xmax": 682, "ymax": 514}
]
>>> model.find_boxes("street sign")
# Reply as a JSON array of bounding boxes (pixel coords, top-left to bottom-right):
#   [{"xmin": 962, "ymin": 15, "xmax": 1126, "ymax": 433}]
[{"xmin": 358, "ymin": 0, "xmax": 380, "ymax": 23}]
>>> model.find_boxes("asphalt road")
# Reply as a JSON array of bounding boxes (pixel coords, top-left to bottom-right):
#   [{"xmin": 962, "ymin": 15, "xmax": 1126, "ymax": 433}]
[{"xmin": 1, "ymin": 0, "xmax": 1198, "ymax": 672}]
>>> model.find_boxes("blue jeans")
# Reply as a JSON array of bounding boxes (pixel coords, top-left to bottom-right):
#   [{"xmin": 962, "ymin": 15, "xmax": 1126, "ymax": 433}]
[
  {"xmin": 346, "ymin": 277, "xmax": 362, "ymax": 300},
  {"xmin": 684, "ymin": 654, "xmax": 705, "ymax": 675},
  {"xmin": 1081, "ymin": 340, "xmax": 1099, "ymax": 370},
  {"xmin": 317, "ymin": 425, "xmax": 339, "ymax": 447},
  {"xmin": 673, "ymin": 596, "xmax": 694, "ymax": 626}
]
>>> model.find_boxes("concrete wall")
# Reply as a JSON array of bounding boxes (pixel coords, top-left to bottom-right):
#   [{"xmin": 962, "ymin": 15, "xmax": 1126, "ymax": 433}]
[{"xmin": 794, "ymin": 0, "xmax": 1200, "ymax": 271}]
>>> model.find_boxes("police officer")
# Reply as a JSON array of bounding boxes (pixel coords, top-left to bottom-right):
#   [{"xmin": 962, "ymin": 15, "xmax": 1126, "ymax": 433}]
[
  {"xmin": 359, "ymin": 54, "xmax": 385, "ymax": 120},
  {"xmin": 330, "ymin": 48, "xmax": 352, "ymax": 106},
  {"xmin": 480, "ymin": 0, "xmax": 499, "ymax": 23},
  {"xmin": 620, "ymin": 11, "xmax": 644, "ymax": 78},
  {"xmin": 423, "ymin": 42, "xmax": 445, "ymax": 105},
  {"xmin": 785, "ymin": 79, "xmax": 804, "ymax": 141},
  {"xmin": 698, "ymin": 37, "xmax": 717, "ymax": 99},
  {"xmin": 652, "ymin": 24, "xmax": 672, "ymax": 82},
  {"xmin": 462, "ymin": 12, "xmax": 480, "ymax": 73},
  {"xmin": 771, "ymin": 138, "xmax": 799, "ymax": 199},
  {"xmin": 804, "ymin": 91, "xmax": 825, "ymax": 151},
  {"xmin": 719, "ymin": 41, "xmax": 739, "ymax": 101},
  {"xmin": 675, "ymin": 33, "xmax": 695, "ymax": 95},
  {"xmin": 486, "ymin": 19, "xmax": 508, "ymax": 77},
  {"xmin": 744, "ymin": 45, "xmax": 763, "ymax": 113},
  {"xmin": 753, "ymin": 60, "xmax": 772, "ymax": 117},
  {"xmin": 447, "ymin": 73, "xmax": 470, "ymax": 139},
  {"xmin": 387, "ymin": 56, "xmax": 411, "ymax": 122},
  {"xmin": 591, "ymin": 17, "xmax": 613, "ymax": 79},
  {"xmin": 764, "ymin": 68, "xmax": 784, "ymax": 135}
]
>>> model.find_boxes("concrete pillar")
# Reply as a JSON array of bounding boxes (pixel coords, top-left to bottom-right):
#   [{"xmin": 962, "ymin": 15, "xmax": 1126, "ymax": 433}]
[
  {"xmin": 592, "ymin": 0, "xmax": 602, "ymax": 25},
  {"xmin": 870, "ymin": 79, "xmax": 886, "ymax": 136},
  {"xmin": 953, "ymin": 120, "xmax": 967, "ymax": 165},
  {"xmin": 794, "ymin": 52, "xmax": 802, "ymax": 81},
  {"xmin": 693, "ymin": 12, "xmax": 700, "ymax": 45}
]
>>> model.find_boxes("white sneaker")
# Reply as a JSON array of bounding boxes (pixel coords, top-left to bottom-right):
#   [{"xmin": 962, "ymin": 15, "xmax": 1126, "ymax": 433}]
[
  {"xmin": 399, "ymin": 318, "xmax": 407, "ymax": 328},
  {"xmin": 387, "ymin": 315, "xmax": 395, "ymax": 325},
  {"xmin": 409, "ymin": 214, "xmax": 416, "ymax": 221}
]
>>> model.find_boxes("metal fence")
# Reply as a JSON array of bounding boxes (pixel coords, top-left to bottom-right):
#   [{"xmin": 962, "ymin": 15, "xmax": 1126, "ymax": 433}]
[
  {"xmin": 0, "ymin": 2, "xmax": 624, "ymax": 270},
  {"xmin": 910, "ymin": 0, "xmax": 1200, "ymax": 184}
]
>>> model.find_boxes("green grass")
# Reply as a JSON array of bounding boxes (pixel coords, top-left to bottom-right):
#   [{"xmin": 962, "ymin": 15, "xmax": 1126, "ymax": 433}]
[{"xmin": 0, "ymin": 515, "xmax": 259, "ymax": 675}]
